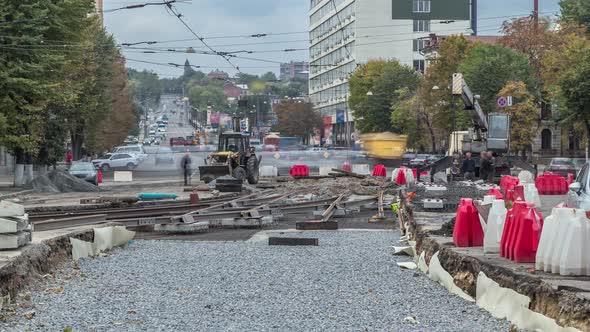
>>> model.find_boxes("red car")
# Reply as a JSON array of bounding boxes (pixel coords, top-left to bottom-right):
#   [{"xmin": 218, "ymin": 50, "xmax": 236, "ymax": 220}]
[{"xmin": 546, "ymin": 158, "xmax": 576, "ymax": 177}]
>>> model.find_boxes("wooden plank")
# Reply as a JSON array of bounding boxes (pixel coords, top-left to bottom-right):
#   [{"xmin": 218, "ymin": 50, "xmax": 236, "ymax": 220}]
[{"xmin": 268, "ymin": 237, "xmax": 319, "ymax": 246}]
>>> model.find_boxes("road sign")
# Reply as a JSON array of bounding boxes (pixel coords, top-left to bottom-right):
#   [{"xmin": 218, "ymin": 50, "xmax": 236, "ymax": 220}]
[
  {"xmin": 507, "ymin": 96, "xmax": 513, "ymax": 107},
  {"xmin": 271, "ymin": 119, "xmax": 279, "ymax": 125},
  {"xmin": 497, "ymin": 97, "xmax": 507, "ymax": 108}
]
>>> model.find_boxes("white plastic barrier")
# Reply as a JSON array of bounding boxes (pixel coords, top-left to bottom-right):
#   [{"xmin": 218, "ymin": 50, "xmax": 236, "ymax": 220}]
[
  {"xmin": 523, "ymin": 183, "xmax": 542, "ymax": 207},
  {"xmin": 114, "ymin": 171, "xmax": 133, "ymax": 182},
  {"xmin": 259, "ymin": 166, "xmax": 278, "ymax": 178},
  {"xmin": 536, "ymin": 208, "xmax": 589, "ymax": 275},
  {"xmin": 483, "ymin": 200, "xmax": 507, "ymax": 254},
  {"xmin": 481, "ymin": 195, "xmax": 496, "ymax": 205},
  {"xmin": 352, "ymin": 164, "xmax": 370, "ymax": 175},
  {"xmin": 403, "ymin": 168, "xmax": 415, "ymax": 185},
  {"xmin": 391, "ymin": 168, "xmax": 400, "ymax": 182},
  {"xmin": 518, "ymin": 170, "xmax": 534, "ymax": 184}
]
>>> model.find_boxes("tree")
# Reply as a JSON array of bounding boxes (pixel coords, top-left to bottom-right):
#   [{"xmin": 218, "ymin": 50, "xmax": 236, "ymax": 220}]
[
  {"xmin": 560, "ymin": 0, "xmax": 590, "ymax": 32},
  {"xmin": 390, "ymin": 88, "xmax": 428, "ymax": 151},
  {"xmin": 498, "ymin": 81, "xmax": 538, "ymax": 156},
  {"xmin": 348, "ymin": 59, "xmax": 420, "ymax": 133},
  {"xmin": 235, "ymin": 73, "xmax": 259, "ymax": 85},
  {"xmin": 420, "ymin": 35, "xmax": 474, "ymax": 150},
  {"xmin": 273, "ymin": 101, "xmax": 322, "ymax": 145},
  {"xmin": 458, "ymin": 43, "xmax": 536, "ymax": 114},
  {"xmin": 260, "ymin": 71, "xmax": 278, "ymax": 82},
  {"xmin": 188, "ymin": 85, "xmax": 227, "ymax": 120}
]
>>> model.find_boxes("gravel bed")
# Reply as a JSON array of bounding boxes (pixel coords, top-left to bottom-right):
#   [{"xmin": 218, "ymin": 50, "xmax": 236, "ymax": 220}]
[{"xmin": 2, "ymin": 230, "xmax": 511, "ymax": 331}]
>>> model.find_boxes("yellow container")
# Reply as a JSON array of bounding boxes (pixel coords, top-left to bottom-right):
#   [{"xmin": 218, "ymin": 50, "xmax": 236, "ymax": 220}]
[{"xmin": 360, "ymin": 132, "xmax": 408, "ymax": 160}]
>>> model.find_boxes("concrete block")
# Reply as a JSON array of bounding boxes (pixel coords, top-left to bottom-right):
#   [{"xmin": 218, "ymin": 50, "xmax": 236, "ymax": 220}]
[
  {"xmin": 114, "ymin": 171, "xmax": 133, "ymax": 182},
  {"xmin": 319, "ymin": 166, "xmax": 335, "ymax": 176},
  {"xmin": 296, "ymin": 221, "xmax": 338, "ymax": 230},
  {"xmin": 423, "ymin": 199, "xmax": 444, "ymax": 209},
  {"xmin": 155, "ymin": 221, "xmax": 209, "ymax": 234},
  {"xmin": 268, "ymin": 237, "xmax": 318, "ymax": 246},
  {"xmin": 0, "ymin": 231, "xmax": 31, "ymax": 250},
  {"xmin": 352, "ymin": 164, "xmax": 370, "ymax": 175},
  {"xmin": 0, "ymin": 201, "xmax": 25, "ymax": 218},
  {"xmin": 0, "ymin": 215, "xmax": 29, "ymax": 233},
  {"xmin": 259, "ymin": 166, "xmax": 278, "ymax": 177},
  {"xmin": 425, "ymin": 185, "xmax": 447, "ymax": 192}
]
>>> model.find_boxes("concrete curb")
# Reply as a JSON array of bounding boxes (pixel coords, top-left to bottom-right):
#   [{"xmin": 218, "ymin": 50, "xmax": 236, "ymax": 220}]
[
  {"xmin": 0, "ymin": 225, "xmax": 114, "ymax": 298},
  {"xmin": 0, "ymin": 190, "xmax": 34, "ymax": 200},
  {"xmin": 407, "ymin": 210, "xmax": 590, "ymax": 331}
]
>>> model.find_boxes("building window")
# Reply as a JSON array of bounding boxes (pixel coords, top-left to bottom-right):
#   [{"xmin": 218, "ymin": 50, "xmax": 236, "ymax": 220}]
[
  {"xmin": 541, "ymin": 129, "xmax": 552, "ymax": 150},
  {"xmin": 413, "ymin": 0, "xmax": 431, "ymax": 13},
  {"xmin": 541, "ymin": 101, "xmax": 552, "ymax": 120},
  {"xmin": 413, "ymin": 19, "xmax": 430, "ymax": 32},
  {"xmin": 413, "ymin": 60, "xmax": 425, "ymax": 73},
  {"xmin": 413, "ymin": 39, "xmax": 427, "ymax": 52}
]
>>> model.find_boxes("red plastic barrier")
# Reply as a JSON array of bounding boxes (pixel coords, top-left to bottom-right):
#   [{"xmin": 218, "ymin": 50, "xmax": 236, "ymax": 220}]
[
  {"xmin": 396, "ymin": 169, "xmax": 407, "ymax": 185},
  {"xmin": 512, "ymin": 203, "xmax": 544, "ymax": 263},
  {"xmin": 372, "ymin": 164, "xmax": 386, "ymax": 177},
  {"xmin": 411, "ymin": 168, "xmax": 418, "ymax": 179},
  {"xmin": 97, "ymin": 171, "xmax": 103, "ymax": 184},
  {"xmin": 500, "ymin": 175, "xmax": 519, "ymax": 196},
  {"xmin": 487, "ymin": 188, "xmax": 504, "ymax": 200},
  {"xmin": 505, "ymin": 189, "xmax": 515, "ymax": 202},
  {"xmin": 567, "ymin": 173, "xmax": 575, "ymax": 185},
  {"xmin": 342, "ymin": 162, "xmax": 352, "ymax": 172},
  {"xmin": 453, "ymin": 198, "xmax": 484, "ymax": 247},
  {"xmin": 501, "ymin": 201, "xmax": 526, "ymax": 258},
  {"xmin": 513, "ymin": 185, "xmax": 525, "ymax": 201},
  {"xmin": 536, "ymin": 173, "xmax": 568, "ymax": 195},
  {"xmin": 289, "ymin": 165, "xmax": 310, "ymax": 177}
]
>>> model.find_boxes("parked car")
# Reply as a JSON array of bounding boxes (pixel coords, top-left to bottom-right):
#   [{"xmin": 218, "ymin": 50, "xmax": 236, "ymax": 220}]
[
  {"xmin": 402, "ymin": 153, "xmax": 417, "ymax": 166},
  {"xmin": 154, "ymin": 147, "xmax": 175, "ymax": 166},
  {"xmin": 68, "ymin": 162, "xmax": 98, "ymax": 185},
  {"xmin": 92, "ymin": 153, "xmax": 139, "ymax": 171},
  {"xmin": 112, "ymin": 145, "xmax": 148, "ymax": 161},
  {"xmin": 410, "ymin": 158, "xmax": 429, "ymax": 167},
  {"xmin": 546, "ymin": 158, "xmax": 576, "ymax": 177},
  {"xmin": 566, "ymin": 161, "xmax": 590, "ymax": 212}
]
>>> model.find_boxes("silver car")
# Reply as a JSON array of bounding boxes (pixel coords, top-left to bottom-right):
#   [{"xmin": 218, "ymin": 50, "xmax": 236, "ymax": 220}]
[
  {"xmin": 566, "ymin": 162, "xmax": 589, "ymax": 211},
  {"xmin": 68, "ymin": 162, "xmax": 98, "ymax": 185},
  {"xmin": 92, "ymin": 153, "xmax": 139, "ymax": 171}
]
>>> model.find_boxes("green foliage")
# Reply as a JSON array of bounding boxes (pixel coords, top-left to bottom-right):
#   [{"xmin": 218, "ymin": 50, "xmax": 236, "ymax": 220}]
[
  {"xmin": 188, "ymin": 85, "xmax": 227, "ymax": 114},
  {"xmin": 273, "ymin": 101, "xmax": 322, "ymax": 144},
  {"xmin": 458, "ymin": 43, "xmax": 536, "ymax": 113},
  {"xmin": 349, "ymin": 59, "xmax": 420, "ymax": 133},
  {"xmin": 390, "ymin": 88, "xmax": 427, "ymax": 150},
  {"xmin": 559, "ymin": 47, "xmax": 590, "ymax": 135},
  {"xmin": 560, "ymin": 0, "xmax": 590, "ymax": 32},
  {"xmin": 260, "ymin": 71, "xmax": 278, "ymax": 82},
  {"xmin": 129, "ymin": 69, "xmax": 162, "ymax": 106}
]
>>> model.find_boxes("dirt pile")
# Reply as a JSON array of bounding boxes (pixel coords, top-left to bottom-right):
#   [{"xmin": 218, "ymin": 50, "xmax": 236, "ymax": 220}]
[
  {"xmin": 26, "ymin": 170, "xmax": 100, "ymax": 193},
  {"xmin": 281, "ymin": 176, "xmax": 396, "ymax": 197}
]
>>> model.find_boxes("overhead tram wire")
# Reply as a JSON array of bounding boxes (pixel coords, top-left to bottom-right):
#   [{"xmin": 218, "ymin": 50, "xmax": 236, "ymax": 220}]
[
  {"xmin": 162, "ymin": 1, "xmax": 241, "ymax": 73},
  {"xmin": 102, "ymin": 0, "xmax": 189, "ymax": 13}
]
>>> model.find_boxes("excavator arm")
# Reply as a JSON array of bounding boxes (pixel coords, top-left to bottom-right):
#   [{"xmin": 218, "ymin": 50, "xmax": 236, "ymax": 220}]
[{"xmin": 452, "ymin": 73, "xmax": 488, "ymax": 140}]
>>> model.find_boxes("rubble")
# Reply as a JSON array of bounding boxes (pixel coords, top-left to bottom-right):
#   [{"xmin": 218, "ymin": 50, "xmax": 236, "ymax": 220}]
[{"xmin": 25, "ymin": 170, "xmax": 100, "ymax": 194}]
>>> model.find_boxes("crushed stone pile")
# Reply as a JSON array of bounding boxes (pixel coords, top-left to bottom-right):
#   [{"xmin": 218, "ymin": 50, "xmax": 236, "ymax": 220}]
[
  {"xmin": 26, "ymin": 170, "xmax": 100, "ymax": 194},
  {"xmin": 280, "ymin": 176, "xmax": 397, "ymax": 198}
]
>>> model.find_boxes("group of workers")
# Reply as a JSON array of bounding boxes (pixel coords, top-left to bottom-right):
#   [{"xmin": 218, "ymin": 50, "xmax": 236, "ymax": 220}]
[{"xmin": 461, "ymin": 151, "xmax": 495, "ymax": 182}]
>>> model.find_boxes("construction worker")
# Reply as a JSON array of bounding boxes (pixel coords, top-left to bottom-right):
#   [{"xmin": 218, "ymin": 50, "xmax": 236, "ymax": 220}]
[
  {"xmin": 181, "ymin": 153, "xmax": 192, "ymax": 186},
  {"xmin": 461, "ymin": 152, "xmax": 476, "ymax": 181}
]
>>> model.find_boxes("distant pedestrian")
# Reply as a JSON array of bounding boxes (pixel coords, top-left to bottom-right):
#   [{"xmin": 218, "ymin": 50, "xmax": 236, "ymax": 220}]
[
  {"xmin": 181, "ymin": 153, "xmax": 192, "ymax": 185},
  {"xmin": 486, "ymin": 151, "xmax": 496, "ymax": 182},
  {"xmin": 66, "ymin": 150, "xmax": 73, "ymax": 169},
  {"xmin": 479, "ymin": 151, "xmax": 490, "ymax": 181},
  {"xmin": 461, "ymin": 152, "xmax": 476, "ymax": 181}
]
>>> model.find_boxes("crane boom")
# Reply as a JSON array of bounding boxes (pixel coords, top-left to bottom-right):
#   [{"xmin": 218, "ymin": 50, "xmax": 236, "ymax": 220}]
[{"xmin": 452, "ymin": 73, "xmax": 488, "ymax": 140}]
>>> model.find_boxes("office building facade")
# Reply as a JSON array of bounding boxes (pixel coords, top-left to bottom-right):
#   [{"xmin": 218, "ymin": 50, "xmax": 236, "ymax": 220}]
[{"xmin": 309, "ymin": 0, "xmax": 476, "ymax": 146}]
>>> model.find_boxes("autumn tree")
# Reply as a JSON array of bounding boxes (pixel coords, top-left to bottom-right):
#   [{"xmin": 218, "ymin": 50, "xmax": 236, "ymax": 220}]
[
  {"xmin": 498, "ymin": 81, "xmax": 538, "ymax": 156},
  {"xmin": 458, "ymin": 43, "xmax": 536, "ymax": 114},
  {"xmin": 560, "ymin": 0, "xmax": 590, "ymax": 32},
  {"xmin": 349, "ymin": 59, "xmax": 420, "ymax": 133},
  {"xmin": 272, "ymin": 101, "xmax": 322, "ymax": 145},
  {"xmin": 390, "ymin": 88, "xmax": 429, "ymax": 151}
]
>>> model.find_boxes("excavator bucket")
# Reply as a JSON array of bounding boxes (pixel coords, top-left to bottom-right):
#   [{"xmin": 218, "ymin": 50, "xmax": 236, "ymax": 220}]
[{"xmin": 199, "ymin": 165, "xmax": 231, "ymax": 183}]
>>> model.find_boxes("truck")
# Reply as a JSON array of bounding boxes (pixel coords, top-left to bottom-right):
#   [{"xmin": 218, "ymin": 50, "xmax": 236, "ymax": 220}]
[{"xmin": 419, "ymin": 73, "xmax": 535, "ymax": 181}]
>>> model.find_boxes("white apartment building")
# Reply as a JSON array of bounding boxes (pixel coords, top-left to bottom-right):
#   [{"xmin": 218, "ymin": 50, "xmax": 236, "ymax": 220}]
[{"xmin": 309, "ymin": 0, "xmax": 476, "ymax": 146}]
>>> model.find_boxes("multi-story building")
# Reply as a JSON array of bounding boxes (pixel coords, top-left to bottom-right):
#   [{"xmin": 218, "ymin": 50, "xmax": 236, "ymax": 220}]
[
  {"xmin": 309, "ymin": 0, "xmax": 476, "ymax": 146},
  {"xmin": 280, "ymin": 61, "xmax": 310, "ymax": 81}
]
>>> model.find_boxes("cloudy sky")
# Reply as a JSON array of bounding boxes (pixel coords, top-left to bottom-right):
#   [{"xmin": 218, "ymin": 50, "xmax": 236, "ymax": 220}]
[{"xmin": 103, "ymin": 0, "xmax": 560, "ymax": 78}]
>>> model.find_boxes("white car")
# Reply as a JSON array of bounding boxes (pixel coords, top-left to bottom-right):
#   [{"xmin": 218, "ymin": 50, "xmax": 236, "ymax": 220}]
[
  {"xmin": 204, "ymin": 126, "xmax": 214, "ymax": 133},
  {"xmin": 112, "ymin": 145, "xmax": 148, "ymax": 161},
  {"xmin": 92, "ymin": 153, "xmax": 139, "ymax": 171},
  {"xmin": 158, "ymin": 127, "xmax": 167, "ymax": 133}
]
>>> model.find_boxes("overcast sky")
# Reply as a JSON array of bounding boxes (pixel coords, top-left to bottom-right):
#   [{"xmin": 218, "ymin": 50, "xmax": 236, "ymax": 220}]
[{"xmin": 103, "ymin": 0, "xmax": 561, "ymax": 78}]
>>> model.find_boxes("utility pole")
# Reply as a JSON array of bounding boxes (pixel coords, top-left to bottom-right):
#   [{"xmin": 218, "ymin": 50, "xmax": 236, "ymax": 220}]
[{"xmin": 533, "ymin": 0, "xmax": 539, "ymax": 34}]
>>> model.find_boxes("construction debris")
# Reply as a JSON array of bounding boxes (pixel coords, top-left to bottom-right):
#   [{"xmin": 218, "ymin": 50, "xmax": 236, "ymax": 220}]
[
  {"xmin": 26, "ymin": 170, "xmax": 100, "ymax": 194},
  {"xmin": 0, "ymin": 201, "xmax": 31, "ymax": 250}
]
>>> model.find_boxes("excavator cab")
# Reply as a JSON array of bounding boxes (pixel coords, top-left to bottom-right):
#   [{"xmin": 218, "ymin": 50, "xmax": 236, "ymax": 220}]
[{"xmin": 487, "ymin": 113, "xmax": 510, "ymax": 152}]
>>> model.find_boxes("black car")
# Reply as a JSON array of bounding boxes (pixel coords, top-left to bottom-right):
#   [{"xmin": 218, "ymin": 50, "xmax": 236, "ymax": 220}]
[{"xmin": 68, "ymin": 162, "xmax": 98, "ymax": 185}]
